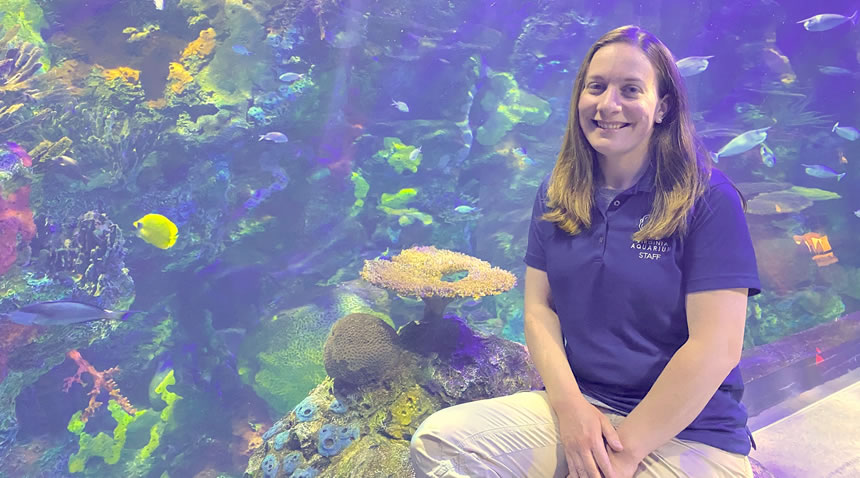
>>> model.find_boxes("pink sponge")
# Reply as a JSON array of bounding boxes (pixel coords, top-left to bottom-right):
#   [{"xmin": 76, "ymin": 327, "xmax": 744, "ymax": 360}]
[{"xmin": 0, "ymin": 185, "xmax": 36, "ymax": 276}]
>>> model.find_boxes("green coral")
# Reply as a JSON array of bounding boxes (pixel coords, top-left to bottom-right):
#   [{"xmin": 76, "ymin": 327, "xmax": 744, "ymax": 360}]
[
  {"xmin": 376, "ymin": 188, "xmax": 432, "ymax": 226},
  {"xmin": 65, "ymin": 370, "xmax": 182, "ymax": 474},
  {"xmin": 0, "ymin": 0, "xmax": 47, "ymax": 57},
  {"xmin": 349, "ymin": 170, "xmax": 370, "ymax": 217},
  {"xmin": 379, "ymin": 188, "xmax": 417, "ymax": 209},
  {"xmin": 136, "ymin": 369, "xmax": 182, "ymax": 463},
  {"xmin": 239, "ymin": 305, "xmax": 343, "ymax": 414},
  {"xmin": 67, "ymin": 401, "xmax": 146, "ymax": 473},
  {"xmin": 378, "ymin": 207, "xmax": 433, "ymax": 226},
  {"xmin": 373, "ymin": 137, "xmax": 422, "ymax": 173},
  {"xmin": 476, "ymin": 71, "xmax": 551, "ymax": 146}
]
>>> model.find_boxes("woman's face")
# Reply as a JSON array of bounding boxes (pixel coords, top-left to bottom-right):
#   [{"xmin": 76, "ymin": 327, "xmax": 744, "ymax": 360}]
[{"xmin": 578, "ymin": 43, "xmax": 667, "ymax": 162}]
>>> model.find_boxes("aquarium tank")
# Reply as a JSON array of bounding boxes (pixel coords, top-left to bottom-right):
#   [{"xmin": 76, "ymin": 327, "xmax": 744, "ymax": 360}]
[{"xmin": 0, "ymin": 0, "xmax": 858, "ymax": 477}]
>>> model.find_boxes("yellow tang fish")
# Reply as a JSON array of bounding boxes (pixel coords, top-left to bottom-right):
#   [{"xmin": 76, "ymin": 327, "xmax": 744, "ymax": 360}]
[{"xmin": 133, "ymin": 213, "xmax": 178, "ymax": 249}]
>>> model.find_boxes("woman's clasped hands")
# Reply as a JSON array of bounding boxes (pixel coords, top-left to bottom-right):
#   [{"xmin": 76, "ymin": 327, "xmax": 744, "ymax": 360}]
[{"xmin": 557, "ymin": 399, "xmax": 640, "ymax": 478}]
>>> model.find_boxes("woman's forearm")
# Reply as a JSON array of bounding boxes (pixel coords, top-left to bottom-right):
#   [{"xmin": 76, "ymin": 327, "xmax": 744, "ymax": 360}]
[
  {"xmin": 524, "ymin": 305, "xmax": 586, "ymax": 410},
  {"xmin": 616, "ymin": 340, "xmax": 738, "ymax": 461}
]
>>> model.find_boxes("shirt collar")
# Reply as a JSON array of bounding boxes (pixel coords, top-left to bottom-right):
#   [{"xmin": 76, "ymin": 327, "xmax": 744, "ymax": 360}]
[
  {"xmin": 632, "ymin": 160, "xmax": 656, "ymax": 193},
  {"xmin": 600, "ymin": 161, "xmax": 656, "ymax": 195}
]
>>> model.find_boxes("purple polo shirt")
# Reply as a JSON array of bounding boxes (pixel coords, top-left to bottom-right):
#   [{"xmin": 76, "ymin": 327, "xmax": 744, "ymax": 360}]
[{"xmin": 524, "ymin": 164, "xmax": 761, "ymax": 455}]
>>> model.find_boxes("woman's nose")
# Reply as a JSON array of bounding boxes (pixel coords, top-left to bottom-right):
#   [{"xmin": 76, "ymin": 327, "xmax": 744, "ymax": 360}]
[{"xmin": 597, "ymin": 87, "xmax": 622, "ymax": 113}]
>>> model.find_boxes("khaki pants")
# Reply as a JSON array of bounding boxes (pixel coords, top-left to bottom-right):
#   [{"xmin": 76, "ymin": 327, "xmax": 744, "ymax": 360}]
[{"xmin": 410, "ymin": 391, "xmax": 753, "ymax": 478}]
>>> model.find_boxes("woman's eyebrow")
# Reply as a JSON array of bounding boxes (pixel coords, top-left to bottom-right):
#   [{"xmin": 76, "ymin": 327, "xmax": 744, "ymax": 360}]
[{"xmin": 585, "ymin": 74, "xmax": 645, "ymax": 84}]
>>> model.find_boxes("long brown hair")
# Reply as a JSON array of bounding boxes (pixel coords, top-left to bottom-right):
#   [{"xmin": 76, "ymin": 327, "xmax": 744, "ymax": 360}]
[{"xmin": 543, "ymin": 25, "xmax": 724, "ymax": 242}]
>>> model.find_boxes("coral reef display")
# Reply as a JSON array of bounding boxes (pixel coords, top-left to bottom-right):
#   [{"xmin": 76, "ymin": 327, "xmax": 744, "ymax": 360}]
[
  {"xmin": 245, "ymin": 313, "xmax": 542, "ymax": 478},
  {"xmin": 360, "ymin": 246, "xmax": 517, "ymax": 323}
]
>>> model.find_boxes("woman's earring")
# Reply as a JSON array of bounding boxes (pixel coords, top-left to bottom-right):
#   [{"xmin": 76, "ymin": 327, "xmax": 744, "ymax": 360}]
[{"xmin": 656, "ymin": 117, "xmax": 662, "ymax": 123}]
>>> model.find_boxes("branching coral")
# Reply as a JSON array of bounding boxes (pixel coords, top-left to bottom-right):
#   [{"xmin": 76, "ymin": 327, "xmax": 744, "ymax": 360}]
[
  {"xmin": 0, "ymin": 25, "xmax": 43, "ymax": 132},
  {"xmin": 0, "ymin": 26, "xmax": 42, "ymax": 94},
  {"xmin": 62, "ymin": 349, "xmax": 137, "ymax": 423},
  {"xmin": 360, "ymin": 246, "xmax": 517, "ymax": 322}
]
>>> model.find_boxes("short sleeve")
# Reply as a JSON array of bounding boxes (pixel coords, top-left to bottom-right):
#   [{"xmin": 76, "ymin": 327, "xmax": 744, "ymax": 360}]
[
  {"xmin": 683, "ymin": 178, "xmax": 761, "ymax": 297},
  {"xmin": 524, "ymin": 176, "xmax": 551, "ymax": 271}
]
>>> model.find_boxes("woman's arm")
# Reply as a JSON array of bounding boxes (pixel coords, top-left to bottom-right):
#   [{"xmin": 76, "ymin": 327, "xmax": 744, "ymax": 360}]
[
  {"xmin": 523, "ymin": 266, "xmax": 586, "ymax": 409},
  {"xmin": 613, "ymin": 288, "xmax": 749, "ymax": 462}
]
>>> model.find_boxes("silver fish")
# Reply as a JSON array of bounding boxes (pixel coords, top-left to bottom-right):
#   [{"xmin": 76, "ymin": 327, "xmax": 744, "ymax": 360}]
[
  {"xmin": 818, "ymin": 66, "xmax": 855, "ymax": 76},
  {"xmin": 832, "ymin": 122, "xmax": 859, "ymax": 141},
  {"xmin": 712, "ymin": 127, "xmax": 771, "ymax": 162},
  {"xmin": 278, "ymin": 72, "xmax": 304, "ymax": 83},
  {"xmin": 258, "ymin": 132, "xmax": 288, "ymax": 143},
  {"xmin": 409, "ymin": 146, "xmax": 422, "ymax": 161},
  {"xmin": 391, "ymin": 99, "xmax": 409, "ymax": 112},
  {"xmin": 797, "ymin": 11, "xmax": 858, "ymax": 31},
  {"xmin": 2, "ymin": 301, "xmax": 134, "ymax": 326},
  {"xmin": 675, "ymin": 56, "xmax": 714, "ymax": 77},
  {"xmin": 802, "ymin": 164, "xmax": 846, "ymax": 181}
]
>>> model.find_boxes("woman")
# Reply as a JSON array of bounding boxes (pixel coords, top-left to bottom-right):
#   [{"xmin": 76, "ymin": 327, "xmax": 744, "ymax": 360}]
[{"xmin": 410, "ymin": 25, "xmax": 760, "ymax": 478}]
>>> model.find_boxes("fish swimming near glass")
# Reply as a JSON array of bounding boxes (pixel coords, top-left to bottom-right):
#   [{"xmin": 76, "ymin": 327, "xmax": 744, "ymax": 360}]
[
  {"xmin": 832, "ymin": 122, "xmax": 859, "ymax": 141},
  {"xmin": 675, "ymin": 56, "xmax": 714, "ymax": 77},
  {"xmin": 711, "ymin": 126, "xmax": 771, "ymax": 163},
  {"xmin": 797, "ymin": 11, "xmax": 858, "ymax": 31},
  {"xmin": 1, "ymin": 301, "xmax": 136, "ymax": 326}
]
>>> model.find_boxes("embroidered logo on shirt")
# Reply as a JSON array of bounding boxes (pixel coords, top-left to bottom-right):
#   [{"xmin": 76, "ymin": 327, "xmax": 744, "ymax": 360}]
[{"xmin": 633, "ymin": 214, "xmax": 670, "ymax": 260}]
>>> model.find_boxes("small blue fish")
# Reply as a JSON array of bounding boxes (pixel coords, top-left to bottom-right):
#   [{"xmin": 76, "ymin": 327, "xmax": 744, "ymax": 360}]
[
  {"xmin": 802, "ymin": 164, "xmax": 846, "ymax": 181},
  {"xmin": 675, "ymin": 56, "xmax": 714, "ymax": 77},
  {"xmin": 278, "ymin": 72, "xmax": 304, "ymax": 83},
  {"xmin": 387, "ymin": 226, "xmax": 400, "ymax": 244},
  {"xmin": 797, "ymin": 11, "xmax": 858, "ymax": 31},
  {"xmin": 832, "ymin": 122, "xmax": 859, "ymax": 141},
  {"xmin": 391, "ymin": 99, "xmax": 409, "ymax": 112},
  {"xmin": 232, "ymin": 45, "xmax": 253, "ymax": 55},
  {"xmin": 760, "ymin": 144, "xmax": 775, "ymax": 167},
  {"xmin": 454, "ymin": 205, "xmax": 477, "ymax": 214},
  {"xmin": 258, "ymin": 132, "xmax": 288, "ymax": 143},
  {"xmin": 1, "ymin": 301, "xmax": 136, "ymax": 326}
]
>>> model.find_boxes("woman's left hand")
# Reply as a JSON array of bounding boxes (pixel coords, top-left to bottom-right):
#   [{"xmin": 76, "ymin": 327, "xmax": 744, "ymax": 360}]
[{"xmin": 603, "ymin": 446, "xmax": 641, "ymax": 478}]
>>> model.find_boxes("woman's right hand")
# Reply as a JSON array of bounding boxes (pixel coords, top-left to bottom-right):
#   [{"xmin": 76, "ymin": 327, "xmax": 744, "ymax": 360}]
[{"xmin": 556, "ymin": 399, "xmax": 624, "ymax": 478}]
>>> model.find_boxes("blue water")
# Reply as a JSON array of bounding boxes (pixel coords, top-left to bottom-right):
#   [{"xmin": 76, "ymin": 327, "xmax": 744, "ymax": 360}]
[{"xmin": 0, "ymin": 0, "xmax": 858, "ymax": 476}]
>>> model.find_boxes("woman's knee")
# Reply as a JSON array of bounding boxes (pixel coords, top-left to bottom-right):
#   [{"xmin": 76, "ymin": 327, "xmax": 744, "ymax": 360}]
[{"xmin": 411, "ymin": 406, "xmax": 459, "ymax": 449}]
